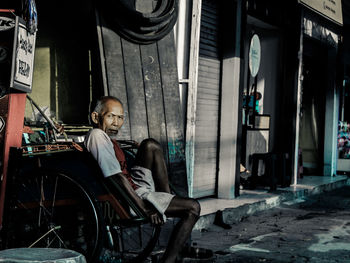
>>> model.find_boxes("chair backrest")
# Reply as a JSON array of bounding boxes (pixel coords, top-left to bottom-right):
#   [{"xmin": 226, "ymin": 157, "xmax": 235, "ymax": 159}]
[
  {"xmin": 9, "ymin": 145, "xmax": 144, "ymax": 222},
  {"xmin": 9, "ymin": 142, "xmax": 151, "ymax": 223},
  {"xmin": 78, "ymin": 142, "xmax": 148, "ymax": 221}
]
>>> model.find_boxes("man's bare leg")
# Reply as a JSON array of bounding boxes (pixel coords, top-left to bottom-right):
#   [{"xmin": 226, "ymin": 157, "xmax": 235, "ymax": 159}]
[
  {"xmin": 134, "ymin": 138, "xmax": 171, "ymax": 193},
  {"xmin": 161, "ymin": 197, "xmax": 201, "ymax": 263},
  {"xmin": 135, "ymin": 139, "xmax": 201, "ymax": 262}
]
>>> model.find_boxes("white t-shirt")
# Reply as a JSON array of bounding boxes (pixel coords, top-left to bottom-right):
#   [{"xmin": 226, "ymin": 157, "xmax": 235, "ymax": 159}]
[{"xmin": 84, "ymin": 128, "xmax": 122, "ymax": 177}]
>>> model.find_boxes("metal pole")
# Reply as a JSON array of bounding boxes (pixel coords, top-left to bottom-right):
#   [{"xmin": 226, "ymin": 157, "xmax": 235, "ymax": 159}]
[
  {"xmin": 252, "ymin": 75, "xmax": 258, "ymax": 128},
  {"xmin": 27, "ymin": 95, "xmax": 59, "ymax": 133}
]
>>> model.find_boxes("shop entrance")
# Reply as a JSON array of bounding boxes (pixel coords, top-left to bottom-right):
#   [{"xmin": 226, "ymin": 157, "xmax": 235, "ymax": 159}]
[
  {"xmin": 337, "ymin": 65, "xmax": 350, "ymax": 173},
  {"xmin": 299, "ymin": 41, "xmax": 328, "ymax": 175}
]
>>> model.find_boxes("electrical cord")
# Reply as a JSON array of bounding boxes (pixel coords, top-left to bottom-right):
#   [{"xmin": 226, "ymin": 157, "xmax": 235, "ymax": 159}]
[{"xmin": 98, "ymin": 0, "xmax": 178, "ymax": 44}]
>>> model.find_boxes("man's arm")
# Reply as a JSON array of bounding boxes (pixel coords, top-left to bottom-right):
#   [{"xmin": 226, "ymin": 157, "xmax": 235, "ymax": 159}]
[
  {"xmin": 84, "ymin": 130, "xmax": 163, "ymax": 224},
  {"xmin": 107, "ymin": 173, "xmax": 164, "ymax": 225}
]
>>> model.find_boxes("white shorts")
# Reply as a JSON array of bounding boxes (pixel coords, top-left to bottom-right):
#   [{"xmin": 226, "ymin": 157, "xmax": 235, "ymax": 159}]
[{"xmin": 131, "ymin": 166, "xmax": 175, "ymax": 221}]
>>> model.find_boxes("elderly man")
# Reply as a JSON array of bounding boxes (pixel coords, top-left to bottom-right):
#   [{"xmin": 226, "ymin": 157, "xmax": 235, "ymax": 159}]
[{"xmin": 84, "ymin": 96, "xmax": 200, "ymax": 263}]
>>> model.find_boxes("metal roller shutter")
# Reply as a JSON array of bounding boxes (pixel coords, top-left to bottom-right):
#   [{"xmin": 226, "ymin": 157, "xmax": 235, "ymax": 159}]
[{"xmin": 192, "ymin": 0, "xmax": 221, "ymax": 198}]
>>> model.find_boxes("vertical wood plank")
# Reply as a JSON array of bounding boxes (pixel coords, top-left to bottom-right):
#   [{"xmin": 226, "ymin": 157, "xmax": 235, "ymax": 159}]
[
  {"xmin": 121, "ymin": 39, "xmax": 149, "ymax": 142},
  {"xmin": 158, "ymin": 32, "xmax": 188, "ymax": 197},
  {"xmin": 140, "ymin": 44, "xmax": 168, "ymax": 155},
  {"xmin": 98, "ymin": 14, "xmax": 131, "ymax": 139},
  {"xmin": 95, "ymin": 9, "xmax": 109, "ymax": 96}
]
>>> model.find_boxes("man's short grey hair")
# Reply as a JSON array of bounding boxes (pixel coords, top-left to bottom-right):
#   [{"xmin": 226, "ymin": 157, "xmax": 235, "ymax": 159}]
[
  {"xmin": 89, "ymin": 96, "xmax": 123, "ymax": 125},
  {"xmin": 91, "ymin": 96, "xmax": 123, "ymax": 114}
]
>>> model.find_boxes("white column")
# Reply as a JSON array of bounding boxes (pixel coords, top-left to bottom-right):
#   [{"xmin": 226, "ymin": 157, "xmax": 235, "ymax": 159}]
[
  {"xmin": 218, "ymin": 57, "xmax": 242, "ymax": 199},
  {"xmin": 324, "ymin": 49, "xmax": 339, "ymax": 176},
  {"xmin": 185, "ymin": 0, "xmax": 202, "ymax": 197}
]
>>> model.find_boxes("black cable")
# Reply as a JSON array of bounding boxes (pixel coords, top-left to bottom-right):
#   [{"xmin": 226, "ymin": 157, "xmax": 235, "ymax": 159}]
[
  {"xmin": 98, "ymin": 0, "xmax": 178, "ymax": 45},
  {"xmin": 21, "ymin": 0, "xmax": 38, "ymax": 34}
]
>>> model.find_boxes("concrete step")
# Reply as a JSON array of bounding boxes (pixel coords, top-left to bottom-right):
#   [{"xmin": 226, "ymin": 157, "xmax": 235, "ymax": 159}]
[{"xmin": 195, "ymin": 175, "xmax": 349, "ymax": 230}]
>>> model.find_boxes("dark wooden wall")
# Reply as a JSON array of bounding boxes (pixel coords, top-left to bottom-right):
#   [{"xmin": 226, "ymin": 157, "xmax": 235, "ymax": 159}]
[{"xmin": 97, "ymin": 13, "xmax": 188, "ymax": 196}]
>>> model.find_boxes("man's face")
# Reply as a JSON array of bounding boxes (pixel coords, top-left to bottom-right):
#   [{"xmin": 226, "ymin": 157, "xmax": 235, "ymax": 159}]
[{"xmin": 98, "ymin": 99, "xmax": 124, "ymax": 137}]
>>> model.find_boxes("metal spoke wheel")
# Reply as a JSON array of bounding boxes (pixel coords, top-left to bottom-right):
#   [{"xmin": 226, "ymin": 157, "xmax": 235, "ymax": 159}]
[
  {"xmin": 3, "ymin": 169, "xmax": 105, "ymax": 263},
  {"xmin": 114, "ymin": 221, "xmax": 161, "ymax": 262},
  {"xmin": 99, "ymin": 191, "xmax": 162, "ymax": 262}
]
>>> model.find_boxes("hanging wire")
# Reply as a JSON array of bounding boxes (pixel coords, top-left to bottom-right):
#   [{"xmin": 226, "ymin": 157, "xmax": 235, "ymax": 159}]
[{"xmin": 21, "ymin": 0, "xmax": 38, "ymax": 34}]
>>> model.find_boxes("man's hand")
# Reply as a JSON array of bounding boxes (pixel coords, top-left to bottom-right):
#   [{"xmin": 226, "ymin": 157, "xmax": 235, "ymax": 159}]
[
  {"xmin": 144, "ymin": 204, "xmax": 164, "ymax": 225},
  {"xmin": 148, "ymin": 211, "xmax": 164, "ymax": 225},
  {"xmin": 131, "ymin": 140, "xmax": 140, "ymax": 148},
  {"xmin": 110, "ymin": 173, "xmax": 164, "ymax": 225}
]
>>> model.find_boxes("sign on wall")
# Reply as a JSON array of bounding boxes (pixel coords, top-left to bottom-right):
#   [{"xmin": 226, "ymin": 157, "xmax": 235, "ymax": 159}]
[
  {"xmin": 249, "ymin": 34, "xmax": 261, "ymax": 78},
  {"xmin": 0, "ymin": 13, "xmax": 16, "ymax": 96},
  {"xmin": 299, "ymin": 0, "xmax": 343, "ymax": 26},
  {"xmin": 10, "ymin": 16, "xmax": 36, "ymax": 93}
]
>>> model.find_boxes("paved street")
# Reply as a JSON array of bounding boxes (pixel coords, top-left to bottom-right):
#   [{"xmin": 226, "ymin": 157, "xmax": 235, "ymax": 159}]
[{"xmin": 191, "ymin": 184, "xmax": 350, "ymax": 263}]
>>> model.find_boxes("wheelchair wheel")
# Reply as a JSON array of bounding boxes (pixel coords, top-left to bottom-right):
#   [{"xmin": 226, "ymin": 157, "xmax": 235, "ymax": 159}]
[
  {"xmin": 115, "ymin": 221, "xmax": 161, "ymax": 262},
  {"xmin": 3, "ymin": 169, "xmax": 105, "ymax": 263},
  {"xmin": 100, "ymin": 173, "xmax": 162, "ymax": 262},
  {"xmin": 99, "ymin": 197, "xmax": 162, "ymax": 262}
]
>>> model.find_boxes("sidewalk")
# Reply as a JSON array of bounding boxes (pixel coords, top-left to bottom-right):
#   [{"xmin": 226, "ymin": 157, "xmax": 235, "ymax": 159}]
[
  {"xmin": 194, "ymin": 175, "xmax": 349, "ymax": 230},
  {"xmin": 154, "ymin": 175, "xmax": 348, "ymax": 261}
]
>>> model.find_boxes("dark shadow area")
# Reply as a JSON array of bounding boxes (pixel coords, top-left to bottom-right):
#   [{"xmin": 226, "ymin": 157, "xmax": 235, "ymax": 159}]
[
  {"xmin": 296, "ymin": 185, "xmax": 350, "ymax": 212},
  {"xmin": 299, "ymin": 38, "xmax": 328, "ymax": 176},
  {"xmin": 32, "ymin": 0, "xmax": 103, "ymax": 124}
]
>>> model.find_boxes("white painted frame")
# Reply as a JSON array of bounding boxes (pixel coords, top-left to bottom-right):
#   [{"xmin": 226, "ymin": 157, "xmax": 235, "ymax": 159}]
[{"xmin": 185, "ymin": 0, "xmax": 202, "ymax": 198}]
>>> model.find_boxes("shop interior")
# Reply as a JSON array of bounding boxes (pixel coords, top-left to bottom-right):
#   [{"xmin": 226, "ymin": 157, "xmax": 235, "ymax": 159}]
[{"xmin": 338, "ymin": 64, "xmax": 350, "ymax": 174}]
